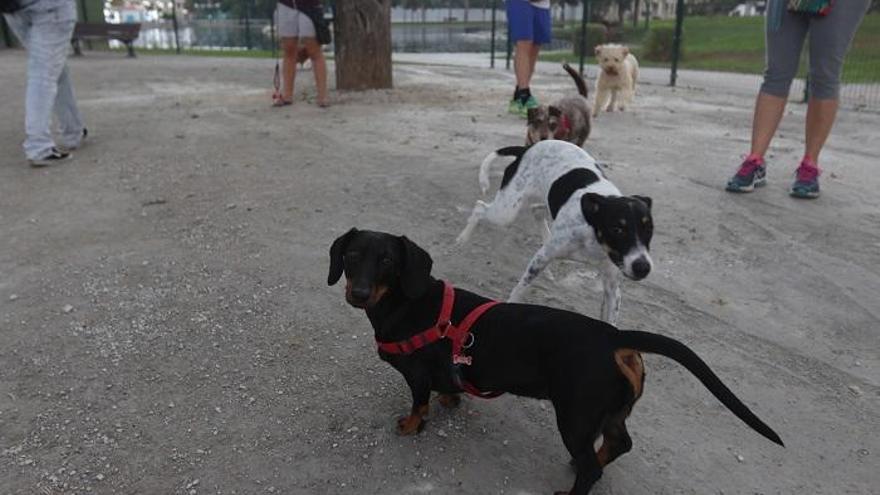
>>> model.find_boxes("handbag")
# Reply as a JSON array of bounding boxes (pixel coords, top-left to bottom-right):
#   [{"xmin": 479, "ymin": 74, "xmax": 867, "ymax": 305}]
[
  {"xmin": 0, "ymin": 0, "xmax": 22, "ymax": 14},
  {"xmin": 787, "ymin": 0, "xmax": 834, "ymax": 15},
  {"xmin": 300, "ymin": 5, "xmax": 331, "ymax": 45}
]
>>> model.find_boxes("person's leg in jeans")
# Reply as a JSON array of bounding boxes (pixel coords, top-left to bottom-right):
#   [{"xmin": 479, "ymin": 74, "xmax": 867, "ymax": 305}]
[
  {"xmin": 792, "ymin": 0, "xmax": 871, "ymax": 197},
  {"xmin": 9, "ymin": 3, "xmax": 78, "ymax": 161},
  {"xmin": 55, "ymin": 64, "xmax": 86, "ymax": 149},
  {"xmin": 726, "ymin": 8, "xmax": 808, "ymax": 192}
]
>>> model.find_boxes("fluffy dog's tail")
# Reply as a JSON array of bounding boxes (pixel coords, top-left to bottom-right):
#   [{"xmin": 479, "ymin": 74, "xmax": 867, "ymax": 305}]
[
  {"xmin": 563, "ymin": 63, "xmax": 588, "ymax": 98},
  {"xmin": 478, "ymin": 146, "xmax": 527, "ymax": 195},
  {"xmin": 611, "ymin": 330, "xmax": 784, "ymax": 447}
]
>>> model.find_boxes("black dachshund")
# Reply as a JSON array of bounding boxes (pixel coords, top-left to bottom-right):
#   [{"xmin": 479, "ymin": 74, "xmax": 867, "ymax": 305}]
[{"xmin": 328, "ymin": 228, "xmax": 783, "ymax": 495}]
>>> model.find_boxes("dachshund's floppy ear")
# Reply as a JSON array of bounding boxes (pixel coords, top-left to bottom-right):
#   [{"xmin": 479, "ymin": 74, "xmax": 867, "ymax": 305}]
[
  {"xmin": 328, "ymin": 228, "xmax": 357, "ymax": 285},
  {"xmin": 398, "ymin": 236, "xmax": 433, "ymax": 299},
  {"xmin": 633, "ymin": 195, "xmax": 653, "ymax": 210}
]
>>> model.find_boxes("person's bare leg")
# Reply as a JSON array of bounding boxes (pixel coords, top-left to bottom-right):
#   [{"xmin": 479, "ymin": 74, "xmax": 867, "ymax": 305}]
[
  {"xmin": 514, "ymin": 40, "xmax": 534, "ymax": 89},
  {"xmin": 527, "ymin": 42, "xmax": 541, "ymax": 82},
  {"xmin": 803, "ymin": 97, "xmax": 839, "ymax": 162},
  {"xmin": 281, "ymin": 37, "xmax": 299, "ymax": 102},
  {"xmin": 304, "ymin": 38, "xmax": 328, "ymax": 106},
  {"xmin": 749, "ymin": 91, "xmax": 787, "ymax": 158}
]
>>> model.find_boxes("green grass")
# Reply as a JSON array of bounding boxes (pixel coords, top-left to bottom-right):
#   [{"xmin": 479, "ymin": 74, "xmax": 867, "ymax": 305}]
[{"xmin": 541, "ymin": 14, "xmax": 880, "ymax": 83}]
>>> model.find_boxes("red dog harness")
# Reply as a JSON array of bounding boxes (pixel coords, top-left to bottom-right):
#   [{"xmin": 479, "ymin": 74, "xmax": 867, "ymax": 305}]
[
  {"xmin": 376, "ymin": 281, "xmax": 503, "ymax": 399},
  {"xmin": 553, "ymin": 114, "xmax": 572, "ymax": 140}
]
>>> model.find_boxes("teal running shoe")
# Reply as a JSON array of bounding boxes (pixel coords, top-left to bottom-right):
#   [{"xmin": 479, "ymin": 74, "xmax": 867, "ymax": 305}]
[
  {"xmin": 790, "ymin": 162, "xmax": 820, "ymax": 199},
  {"xmin": 725, "ymin": 156, "xmax": 767, "ymax": 193}
]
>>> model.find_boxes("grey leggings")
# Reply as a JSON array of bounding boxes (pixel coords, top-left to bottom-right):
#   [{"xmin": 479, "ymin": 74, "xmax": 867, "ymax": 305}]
[{"xmin": 761, "ymin": 0, "xmax": 870, "ymax": 100}]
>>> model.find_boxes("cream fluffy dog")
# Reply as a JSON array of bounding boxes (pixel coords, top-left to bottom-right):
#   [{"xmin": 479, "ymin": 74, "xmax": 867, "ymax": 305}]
[{"xmin": 593, "ymin": 44, "xmax": 639, "ymax": 116}]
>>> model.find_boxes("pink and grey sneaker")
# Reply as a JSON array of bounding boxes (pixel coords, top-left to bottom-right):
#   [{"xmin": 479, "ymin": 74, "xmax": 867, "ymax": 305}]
[
  {"xmin": 725, "ymin": 155, "xmax": 767, "ymax": 193},
  {"xmin": 790, "ymin": 160, "xmax": 820, "ymax": 199}
]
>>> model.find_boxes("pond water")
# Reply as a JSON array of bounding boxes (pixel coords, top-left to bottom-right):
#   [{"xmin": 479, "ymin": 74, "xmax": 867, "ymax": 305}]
[{"xmin": 127, "ymin": 21, "xmax": 573, "ymax": 53}]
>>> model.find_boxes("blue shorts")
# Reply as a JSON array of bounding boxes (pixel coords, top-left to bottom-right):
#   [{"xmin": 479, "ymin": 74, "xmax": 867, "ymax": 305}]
[{"xmin": 506, "ymin": 0, "xmax": 552, "ymax": 44}]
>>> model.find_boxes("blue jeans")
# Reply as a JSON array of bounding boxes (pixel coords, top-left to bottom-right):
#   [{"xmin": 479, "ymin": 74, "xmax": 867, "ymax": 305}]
[{"xmin": 4, "ymin": 0, "xmax": 84, "ymax": 160}]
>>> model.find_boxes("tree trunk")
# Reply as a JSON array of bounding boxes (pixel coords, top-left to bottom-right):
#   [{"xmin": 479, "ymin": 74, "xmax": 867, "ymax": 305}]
[
  {"xmin": 464, "ymin": 0, "xmax": 469, "ymax": 22},
  {"xmin": 632, "ymin": 0, "xmax": 640, "ymax": 27},
  {"xmin": 334, "ymin": 0, "xmax": 393, "ymax": 90}
]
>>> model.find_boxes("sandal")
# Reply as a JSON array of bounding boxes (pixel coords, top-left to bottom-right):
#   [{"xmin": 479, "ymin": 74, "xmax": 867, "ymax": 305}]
[{"xmin": 272, "ymin": 94, "xmax": 293, "ymax": 107}]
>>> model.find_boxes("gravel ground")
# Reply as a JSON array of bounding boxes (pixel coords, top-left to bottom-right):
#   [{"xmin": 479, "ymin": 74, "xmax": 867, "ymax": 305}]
[{"xmin": 1, "ymin": 51, "xmax": 878, "ymax": 495}]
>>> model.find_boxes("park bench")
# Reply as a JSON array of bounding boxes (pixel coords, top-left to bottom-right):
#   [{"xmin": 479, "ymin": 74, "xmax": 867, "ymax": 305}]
[{"xmin": 71, "ymin": 23, "xmax": 141, "ymax": 58}]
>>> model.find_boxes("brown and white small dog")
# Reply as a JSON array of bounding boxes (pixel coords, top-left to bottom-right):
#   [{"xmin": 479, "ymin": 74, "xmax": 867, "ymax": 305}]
[
  {"xmin": 593, "ymin": 44, "xmax": 639, "ymax": 116},
  {"xmin": 297, "ymin": 47, "xmax": 311, "ymax": 69},
  {"xmin": 526, "ymin": 63, "xmax": 591, "ymax": 147}
]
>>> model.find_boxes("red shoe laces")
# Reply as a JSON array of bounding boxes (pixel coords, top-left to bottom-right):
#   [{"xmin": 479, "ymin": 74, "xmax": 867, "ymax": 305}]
[
  {"xmin": 736, "ymin": 156, "xmax": 764, "ymax": 177},
  {"xmin": 796, "ymin": 163, "xmax": 820, "ymax": 182}
]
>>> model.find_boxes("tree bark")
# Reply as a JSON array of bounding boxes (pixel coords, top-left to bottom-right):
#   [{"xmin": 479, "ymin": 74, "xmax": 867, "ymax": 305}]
[
  {"xmin": 334, "ymin": 0, "xmax": 393, "ymax": 90},
  {"xmin": 632, "ymin": 0, "xmax": 640, "ymax": 27}
]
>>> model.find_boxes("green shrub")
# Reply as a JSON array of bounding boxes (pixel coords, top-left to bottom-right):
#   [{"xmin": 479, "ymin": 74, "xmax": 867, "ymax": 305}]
[
  {"xmin": 572, "ymin": 24, "xmax": 608, "ymax": 57},
  {"xmin": 643, "ymin": 26, "xmax": 680, "ymax": 62}
]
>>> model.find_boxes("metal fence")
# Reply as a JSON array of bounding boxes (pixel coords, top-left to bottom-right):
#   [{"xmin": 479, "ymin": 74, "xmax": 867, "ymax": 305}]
[
  {"xmin": 2, "ymin": 0, "xmax": 877, "ymax": 109},
  {"xmin": 664, "ymin": 0, "xmax": 879, "ymax": 109}
]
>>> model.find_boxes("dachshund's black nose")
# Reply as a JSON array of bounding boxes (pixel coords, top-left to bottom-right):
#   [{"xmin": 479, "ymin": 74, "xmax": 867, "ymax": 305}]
[{"xmin": 351, "ymin": 286, "xmax": 371, "ymax": 302}]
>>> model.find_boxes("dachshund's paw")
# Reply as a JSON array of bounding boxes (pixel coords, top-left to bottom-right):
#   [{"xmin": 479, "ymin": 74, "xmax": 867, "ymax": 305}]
[
  {"xmin": 396, "ymin": 414, "xmax": 425, "ymax": 435},
  {"xmin": 437, "ymin": 393, "xmax": 461, "ymax": 409}
]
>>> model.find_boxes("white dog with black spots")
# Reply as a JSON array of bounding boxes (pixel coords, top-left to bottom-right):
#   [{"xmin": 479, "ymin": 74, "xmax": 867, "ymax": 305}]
[{"xmin": 456, "ymin": 140, "xmax": 654, "ymax": 325}]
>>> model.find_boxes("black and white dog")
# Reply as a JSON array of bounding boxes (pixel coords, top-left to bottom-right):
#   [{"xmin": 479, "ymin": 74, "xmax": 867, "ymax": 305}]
[{"xmin": 455, "ymin": 139, "xmax": 654, "ymax": 325}]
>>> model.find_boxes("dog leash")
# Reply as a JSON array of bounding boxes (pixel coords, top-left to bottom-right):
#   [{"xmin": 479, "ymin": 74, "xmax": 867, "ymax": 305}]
[
  {"xmin": 375, "ymin": 281, "xmax": 504, "ymax": 399},
  {"xmin": 271, "ymin": 8, "xmax": 283, "ymax": 105}
]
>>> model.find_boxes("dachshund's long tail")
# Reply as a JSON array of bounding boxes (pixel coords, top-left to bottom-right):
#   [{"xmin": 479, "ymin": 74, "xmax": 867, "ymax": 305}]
[{"xmin": 612, "ymin": 330, "xmax": 784, "ymax": 447}]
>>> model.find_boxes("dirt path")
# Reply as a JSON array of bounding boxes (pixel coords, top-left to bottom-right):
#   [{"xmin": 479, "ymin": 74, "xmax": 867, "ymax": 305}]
[{"xmin": 1, "ymin": 52, "xmax": 878, "ymax": 495}]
